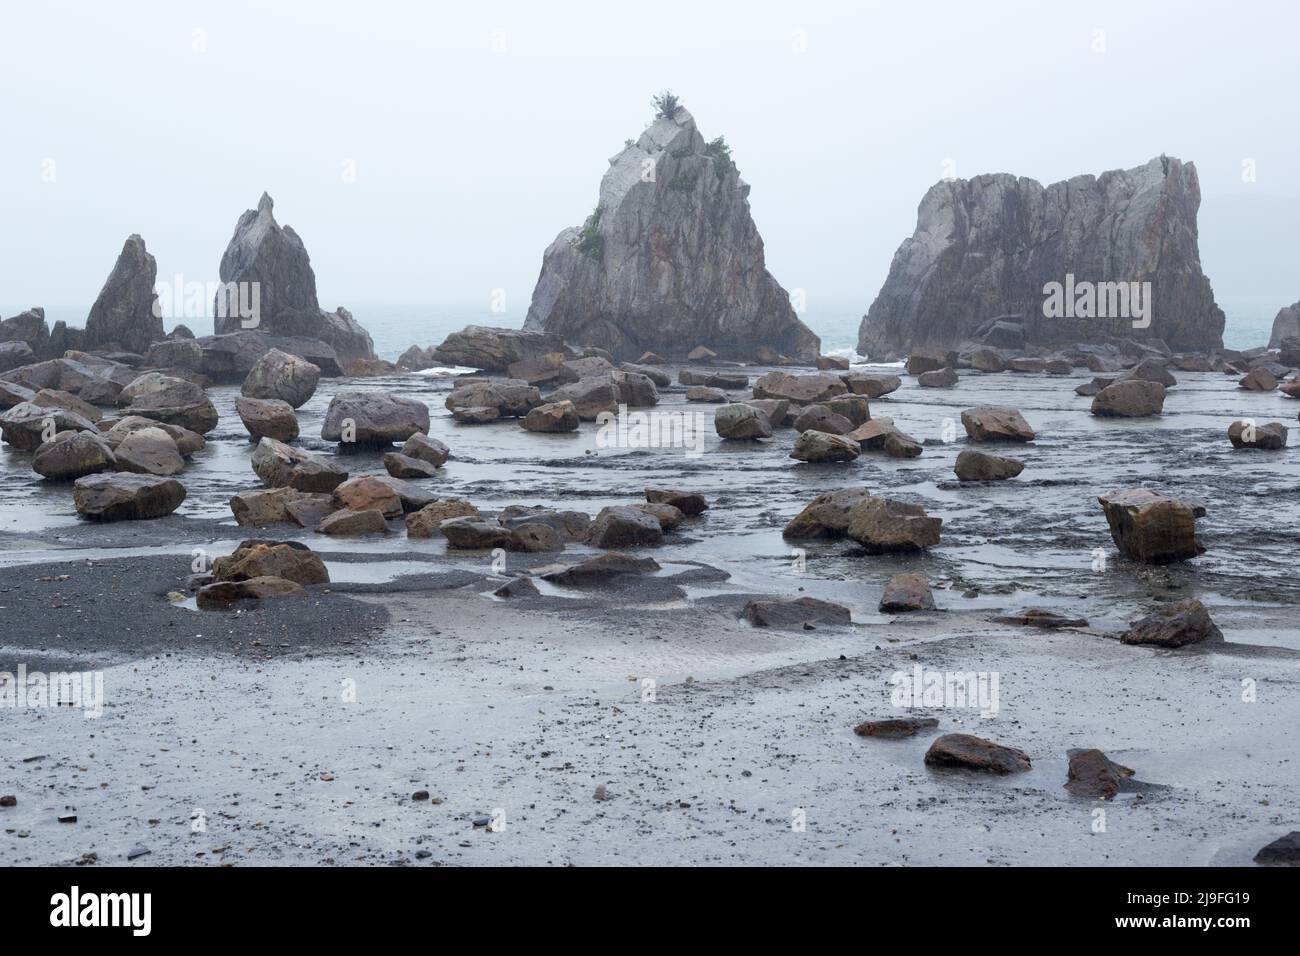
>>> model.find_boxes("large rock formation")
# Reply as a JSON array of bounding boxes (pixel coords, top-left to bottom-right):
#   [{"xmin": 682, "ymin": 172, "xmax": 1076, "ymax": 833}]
[
  {"xmin": 523, "ymin": 102, "xmax": 819, "ymax": 363},
  {"xmin": 858, "ymin": 156, "xmax": 1225, "ymax": 359},
  {"xmin": 1269, "ymin": 299, "xmax": 1299, "ymax": 347},
  {"xmin": 213, "ymin": 193, "xmax": 375, "ymax": 364},
  {"xmin": 83, "ymin": 235, "xmax": 164, "ymax": 354}
]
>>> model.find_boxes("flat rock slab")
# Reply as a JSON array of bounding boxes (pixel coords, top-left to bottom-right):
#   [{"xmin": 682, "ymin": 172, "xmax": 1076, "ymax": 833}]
[
  {"xmin": 854, "ymin": 717, "xmax": 939, "ymax": 739},
  {"xmin": 742, "ymin": 597, "xmax": 851, "ymax": 629},
  {"xmin": 924, "ymin": 733, "xmax": 1031, "ymax": 774},
  {"xmin": 73, "ymin": 473, "xmax": 186, "ymax": 521}
]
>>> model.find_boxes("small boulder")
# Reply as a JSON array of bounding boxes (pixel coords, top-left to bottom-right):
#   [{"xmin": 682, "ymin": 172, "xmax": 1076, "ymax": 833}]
[
  {"xmin": 1091, "ymin": 380, "xmax": 1166, "ymax": 417},
  {"xmin": 1097, "ymin": 489, "xmax": 1205, "ymax": 563},
  {"xmin": 241, "ymin": 348, "xmax": 320, "ymax": 408},
  {"xmin": 1120, "ymin": 598, "xmax": 1222, "ymax": 647},
  {"xmin": 960, "ymin": 406, "xmax": 1035, "ymax": 442},
  {"xmin": 586, "ymin": 505, "xmax": 663, "ymax": 549},
  {"xmin": 715, "ymin": 403, "xmax": 772, "ymax": 440},
  {"xmin": 645, "ymin": 488, "xmax": 708, "ymax": 515},
  {"xmin": 211, "ymin": 542, "xmax": 329, "ymax": 586},
  {"xmin": 73, "ymin": 473, "xmax": 186, "ymax": 521},
  {"xmin": 917, "ymin": 366, "xmax": 958, "ymax": 388},
  {"xmin": 1228, "ymin": 420, "xmax": 1288, "ymax": 450},
  {"xmin": 405, "ymin": 499, "xmax": 480, "ymax": 537},
  {"xmin": 790, "ymin": 430, "xmax": 860, "ymax": 463},
  {"xmin": 196, "ymin": 575, "xmax": 306, "ymax": 610},
  {"xmin": 686, "ymin": 386, "xmax": 727, "ymax": 403},
  {"xmin": 521, "ymin": 400, "xmax": 580, "ymax": 432},
  {"xmin": 383, "ymin": 452, "xmax": 439, "ymax": 479},
  {"xmin": 114, "ymin": 426, "xmax": 185, "ymax": 476},
  {"xmin": 32, "ymin": 431, "xmax": 116, "ymax": 481},
  {"xmin": 924, "ymin": 734, "xmax": 1030, "ymax": 774},
  {"xmin": 783, "ymin": 488, "xmax": 872, "ymax": 538},
  {"xmin": 953, "ymin": 448, "xmax": 1024, "ymax": 481},
  {"xmin": 318, "ymin": 508, "xmax": 389, "ymax": 536},
  {"xmin": 1065, "ymin": 749, "xmax": 1138, "ymax": 800},
  {"xmin": 878, "ymin": 572, "xmax": 935, "ymax": 612},
  {"xmin": 234, "ymin": 396, "xmax": 299, "ymax": 442},
  {"xmin": 742, "ymin": 597, "xmax": 851, "ymax": 628},
  {"xmin": 793, "ymin": 405, "xmax": 852, "ymax": 435},
  {"xmin": 251, "ymin": 437, "xmax": 348, "ymax": 493},
  {"xmin": 321, "ymin": 391, "xmax": 430, "ymax": 445},
  {"xmin": 440, "ymin": 517, "xmax": 512, "ymax": 550},
  {"xmin": 846, "ymin": 496, "xmax": 941, "ymax": 552},
  {"xmin": 1238, "ymin": 367, "xmax": 1277, "ymax": 391},
  {"xmin": 842, "ymin": 373, "xmax": 900, "ymax": 398},
  {"xmin": 401, "ymin": 432, "xmax": 450, "ymax": 466},
  {"xmin": 1253, "ymin": 832, "xmax": 1300, "ymax": 866},
  {"xmin": 854, "ymin": 717, "xmax": 939, "ymax": 739},
  {"xmin": 332, "ymin": 475, "xmax": 403, "ymax": 518}
]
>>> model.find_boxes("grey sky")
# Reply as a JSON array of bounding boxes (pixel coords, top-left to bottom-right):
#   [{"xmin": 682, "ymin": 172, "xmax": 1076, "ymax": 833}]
[{"xmin": 2, "ymin": 0, "xmax": 1297, "ymax": 327}]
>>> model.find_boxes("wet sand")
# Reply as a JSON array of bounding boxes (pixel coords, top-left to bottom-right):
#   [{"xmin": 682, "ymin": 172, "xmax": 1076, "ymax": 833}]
[{"xmin": 2, "ymin": 362, "xmax": 1298, "ymax": 864}]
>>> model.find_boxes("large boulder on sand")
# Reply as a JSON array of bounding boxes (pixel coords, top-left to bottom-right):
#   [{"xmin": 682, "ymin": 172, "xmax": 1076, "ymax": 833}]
[
  {"xmin": 321, "ymin": 391, "xmax": 430, "ymax": 446},
  {"xmin": 1090, "ymin": 380, "xmax": 1166, "ymax": 417},
  {"xmin": 212, "ymin": 541, "xmax": 329, "ymax": 586},
  {"xmin": 73, "ymin": 473, "xmax": 186, "ymax": 521},
  {"xmin": 241, "ymin": 348, "xmax": 320, "ymax": 408},
  {"xmin": 783, "ymin": 488, "xmax": 872, "ymax": 538},
  {"xmin": 846, "ymin": 496, "xmax": 941, "ymax": 552},
  {"xmin": 1097, "ymin": 488, "xmax": 1206, "ymax": 563}
]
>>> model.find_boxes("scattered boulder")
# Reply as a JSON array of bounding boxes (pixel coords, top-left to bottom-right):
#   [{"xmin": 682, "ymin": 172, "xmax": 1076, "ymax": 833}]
[
  {"xmin": 960, "ymin": 406, "xmax": 1035, "ymax": 442},
  {"xmin": 1228, "ymin": 420, "xmax": 1288, "ymax": 450},
  {"xmin": 431, "ymin": 326, "xmax": 574, "ymax": 373},
  {"xmin": 905, "ymin": 348, "xmax": 951, "ymax": 375},
  {"xmin": 688, "ymin": 346, "xmax": 718, "ymax": 363},
  {"xmin": 753, "ymin": 371, "xmax": 847, "ymax": 404},
  {"xmin": 793, "ymin": 405, "xmax": 852, "ymax": 435},
  {"xmin": 1075, "ymin": 376, "xmax": 1115, "ymax": 396},
  {"xmin": 1119, "ymin": 358, "xmax": 1177, "ymax": 388},
  {"xmin": 854, "ymin": 717, "xmax": 939, "ymax": 739},
  {"xmin": 1, "ymin": 402, "xmax": 99, "ymax": 450},
  {"xmin": 508, "ymin": 522, "xmax": 563, "ymax": 553},
  {"xmin": 544, "ymin": 377, "xmax": 619, "ymax": 421},
  {"xmin": 953, "ymin": 448, "xmax": 1024, "ymax": 481},
  {"xmin": 241, "ymin": 348, "xmax": 320, "ymax": 408},
  {"xmin": 32, "ymin": 431, "xmax": 116, "ymax": 481},
  {"xmin": 120, "ymin": 374, "xmax": 218, "ymax": 434},
  {"xmin": 1120, "ymin": 598, "xmax": 1222, "ymax": 647},
  {"xmin": 816, "ymin": 354, "xmax": 849, "ymax": 371},
  {"xmin": 686, "ymin": 386, "xmax": 727, "ymax": 403},
  {"xmin": 440, "ymin": 517, "xmax": 512, "ymax": 550},
  {"xmin": 284, "ymin": 494, "xmax": 336, "ymax": 529},
  {"xmin": 631, "ymin": 502, "xmax": 684, "ymax": 531},
  {"xmin": 1091, "ymin": 379, "xmax": 1166, "ymax": 417},
  {"xmin": 917, "ymin": 366, "xmax": 958, "ymax": 388},
  {"xmin": 846, "ymin": 496, "xmax": 941, "ymax": 552},
  {"xmin": 114, "ymin": 426, "xmax": 185, "ymax": 476},
  {"xmin": 1097, "ymin": 489, "xmax": 1206, "ymax": 563},
  {"xmin": 742, "ymin": 597, "xmax": 851, "ymax": 628},
  {"xmin": 230, "ymin": 487, "xmax": 307, "ymax": 526},
  {"xmin": 1065, "ymin": 749, "xmax": 1139, "ymax": 800},
  {"xmin": 1238, "ymin": 367, "xmax": 1277, "ymax": 391},
  {"xmin": 521, "ymin": 400, "xmax": 580, "ymax": 432},
  {"xmin": 494, "ymin": 576, "xmax": 540, "ymax": 599},
  {"xmin": 406, "ymin": 499, "xmax": 480, "ymax": 537},
  {"xmin": 992, "ymin": 609, "xmax": 1089, "ymax": 630},
  {"xmin": 715, "ymin": 403, "xmax": 772, "ymax": 440},
  {"xmin": 234, "ymin": 396, "xmax": 299, "ymax": 442},
  {"xmin": 883, "ymin": 431, "xmax": 923, "ymax": 458},
  {"xmin": 645, "ymin": 488, "xmax": 708, "ymax": 515},
  {"xmin": 196, "ymin": 575, "xmax": 306, "ymax": 610},
  {"xmin": 383, "ymin": 452, "xmax": 439, "ymax": 479},
  {"xmin": 251, "ymin": 437, "xmax": 348, "ymax": 492},
  {"xmin": 332, "ymin": 475, "xmax": 403, "ymax": 519},
  {"xmin": 742, "ymin": 398, "xmax": 789, "ymax": 428},
  {"xmin": 102, "ymin": 416, "xmax": 204, "ymax": 456},
  {"xmin": 72, "ymin": 473, "xmax": 186, "ymax": 521},
  {"xmin": 498, "ymin": 506, "xmax": 591, "ymax": 541},
  {"xmin": 402, "ymin": 432, "xmax": 450, "ymax": 467},
  {"xmin": 879, "ymin": 572, "xmax": 936, "ymax": 612},
  {"xmin": 783, "ymin": 488, "xmax": 872, "ymax": 538},
  {"xmin": 1253, "ymin": 832, "xmax": 1300, "ymax": 866},
  {"xmin": 322, "ymin": 391, "xmax": 430, "ymax": 445},
  {"xmin": 32, "ymin": 389, "xmax": 102, "ymax": 423},
  {"xmin": 586, "ymin": 505, "xmax": 663, "ymax": 549},
  {"xmin": 541, "ymin": 553, "xmax": 660, "ymax": 587},
  {"xmin": 924, "ymin": 734, "xmax": 1031, "ymax": 774},
  {"xmin": 446, "ymin": 379, "xmax": 543, "ymax": 418},
  {"xmin": 318, "ymin": 508, "xmax": 389, "ymax": 536},
  {"xmin": 212, "ymin": 542, "xmax": 329, "ymax": 586},
  {"xmin": 790, "ymin": 430, "xmax": 860, "ymax": 463},
  {"xmin": 843, "ymin": 373, "xmax": 900, "ymax": 398}
]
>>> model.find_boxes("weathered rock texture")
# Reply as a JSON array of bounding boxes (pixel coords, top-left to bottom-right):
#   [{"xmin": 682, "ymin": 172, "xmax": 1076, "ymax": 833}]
[
  {"xmin": 83, "ymin": 235, "xmax": 164, "ymax": 354},
  {"xmin": 858, "ymin": 156, "xmax": 1225, "ymax": 359},
  {"xmin": 1268, "ymin": 299, "xmax": 1299, "ymax": 347},
  {"xmin": 213, "ymin": 193, "xmax": 375, "ymax": 364},
  {"xmin": 523, "ymin": 106, "xmax": 818, "ymax": 363}
]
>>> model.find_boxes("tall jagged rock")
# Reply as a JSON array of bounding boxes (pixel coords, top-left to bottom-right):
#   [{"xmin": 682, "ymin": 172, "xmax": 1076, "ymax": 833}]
[
  {"xmin": 0, "ymin": 308, "xmax": 52, "ymax": 357},
  {"xmin": 858, "ymin": 156, "xmax": 1225, "ymax": 360},
  {"xmin": 523, "ymin": 105, "xmax": 819, "ymax": 363},
  {"xmin": 1269, "ymin": 299, "xmax": 1299, "ymax": 348},
  {"xmin": 214, "ymin": 193, "xmax": 375, "ymax": 364},
  {"xmin": 83, "ymin": 235, "xmax": 164, "ymax": 354}
]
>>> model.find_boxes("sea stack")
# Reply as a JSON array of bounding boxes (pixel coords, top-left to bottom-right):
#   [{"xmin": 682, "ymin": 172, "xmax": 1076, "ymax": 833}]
[
  {"xmin": 523, "ymin": 95, "xmax": 819, "ymax": 364},
  {"xmin": 857, "ymin": 156, "xmax": 1225, "ymax": 360},
  {"xmin": 83, "ymin": 235, "xmax": 164, "ymax": 355},
  {"xmin": 1269, "ymin": 298, "xmax": 1299, "ymax": 348},
  {"xmin": 213, "ymin": 193, "xmax": 376, "ymax": 364}
]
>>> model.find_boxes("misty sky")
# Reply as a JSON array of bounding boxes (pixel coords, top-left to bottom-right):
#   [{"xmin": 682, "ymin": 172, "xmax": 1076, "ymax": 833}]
[{"xmin": 2, "ymin": 0, "xmax": 1298, "ymax": 331}]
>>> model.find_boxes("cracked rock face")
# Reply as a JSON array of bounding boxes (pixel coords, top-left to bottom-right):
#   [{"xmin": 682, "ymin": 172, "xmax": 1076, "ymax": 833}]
[
  {"xmin": 858, "ymin": 156, "xmax": 1225, "ymax": 360},
  {"xmin": 214, "ymin": 193, "xmax": 375, "ymax": 364},
  {"xmin": 83, "ymin": 235, "xmax": 164, "ymax": 355},
  {"xmin": 524, "ymin": 107, "xmax": 819, "ymax": 363},
  {"xmin": 1269, "ymin": 299, "xmax": 1300, "ymax": 347}
]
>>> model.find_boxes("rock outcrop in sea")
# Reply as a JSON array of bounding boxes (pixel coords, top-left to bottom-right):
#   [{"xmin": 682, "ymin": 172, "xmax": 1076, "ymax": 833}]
[
  {"xmin": 83, "ymin": 235, "xmax": 164, "ymax": 354},
  {"xmin": 858, "ymin": 156, "xmax": 1225, "ymax": 360},
  {"xmin": 213, "ymin": 193, "xmax": 375, "ymax": 364},
  {"xmin": 522, "ymin": 98, "xmax": 819, "ymax": 363},
  {"xmin": 1269, "ymin": 298, "xmax": 1299, "ymax": 347}
]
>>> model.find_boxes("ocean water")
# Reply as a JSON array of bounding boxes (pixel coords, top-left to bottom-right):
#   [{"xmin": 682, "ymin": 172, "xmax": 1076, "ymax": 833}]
[{"xmin": 345, "ymin": 299, "xmax": 1276, "ymax": 363}]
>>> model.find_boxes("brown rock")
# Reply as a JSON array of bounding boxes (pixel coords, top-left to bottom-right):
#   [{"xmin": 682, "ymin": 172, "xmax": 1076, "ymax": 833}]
[
  {"xmin": 854, "ymin": 717, "xmax": 939, "ymax": 739},
  {"xmin": 1065, "ymin": 748, "xmax": 1137, "ymax": 799},
  {"xmin": 383, "ymin": 452, "xmax": 439, "ymax": 478},
  {"xmin": 1238, "ymin": 367, "xmax": 1277, "ymax": 391},
  {"xmin": 924, "ymin": 734, "xmax": 1031, "ymax": 774},
  {"xmin": 742, "ymin": 597, "xmax": 851, "ymax": 628},
  {"xmin": 1091, "ymin": 379, "xmax": 1166, "ymax": 417},
  {"xmin": 960, "ymin": 406, "xmax": 1035, "ymax": 442},
  {"xmin": 318, "ymin": 508, "xmax": 389, "ymax": 536},
  {"xmin": 846, "ymin": 496, "xmax": 941, "ymax": 552},
  {"xmin": 196, "ymin": 575, "xmax": 306, "ymax": 610},
  {"xmin": 783, "ymin": 488, "xmax": 872, "ymax": 538},
  {"xmin": 234, "ymin": 396, "xmax": 299, "ymax": 442},
  {"xmin": 586, "ymin": 505, "xmax": 663, "ymax": 549},
  {"xmin": 953, "ymin": 448, "xmax": 1024, "ymax": 481},
  {"xmin": 878, "ymin": 572, "xmax": 935, "ymax": 612},
  {"xmin": 332, "ymin": 475, "xmax": 403, "ymax": 518},
  {"xmin": 520, "ymin": 400, "xmax": 580, "ymax": 432},
  {"xmin": 212, "ymin": 542, "xmax": 329, "ymax": 586},
  {"xmin": 401, "ymin": 432, "xmax": 450, "ymax": 467},
  {"xmin": 645, "ymin": 488, "xmax": 708, "ymax": 515},
  {"xmin": 790, "ymin": 429, "xmax": 861, "ymax": 463},
  {"xmin": 1097, "ymin": 488, "xmax": 1205, "ymax": 563},
  {"xmin": 1120, "ymin": 598, "xmax": 1222, "ymax": 647},
  {"xmin": 405, "ymin": 499, "xmax": 480, "ymax": 537},
  {"xmin": 72, "ymin": 473, "xmax": 186, "ymax": 521},
  {"xmin": 114, "ymin": 426, "xmax": 185, "ymax": 476},
  {"xmin": 1228, "ymin": 420, "xmax": 1288, "ymax": 450}
]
